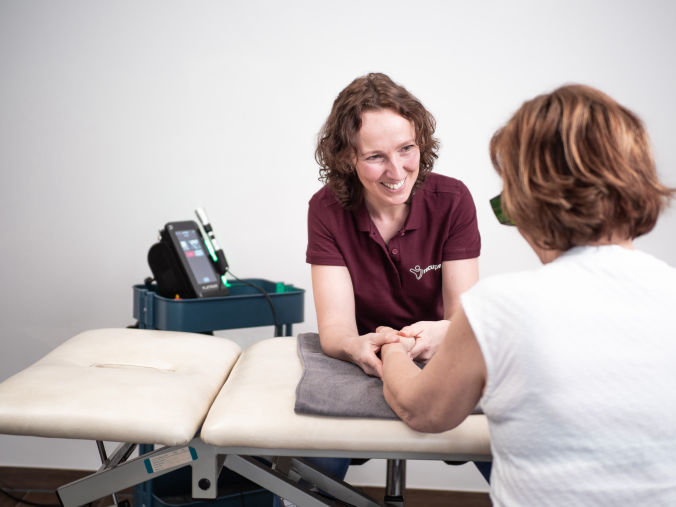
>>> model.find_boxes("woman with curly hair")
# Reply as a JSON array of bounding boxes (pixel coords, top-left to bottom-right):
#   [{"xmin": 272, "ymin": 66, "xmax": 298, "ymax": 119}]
[
  {"xmin": 381, "ymin": 84, "xmax": 676, "ymax": 504},
  {"xmin": 272, "ymin": 73, "xmax": 484, "ymax": 507},
  {"xmin": 308, "ymin": 72, "xmax": 481, "ymax": 378}
]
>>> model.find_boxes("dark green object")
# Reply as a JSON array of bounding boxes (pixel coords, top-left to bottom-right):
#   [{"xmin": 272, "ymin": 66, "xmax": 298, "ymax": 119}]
[{"xmin": 490, "ymin": 193, "xmax": 515, "ymax": 226}]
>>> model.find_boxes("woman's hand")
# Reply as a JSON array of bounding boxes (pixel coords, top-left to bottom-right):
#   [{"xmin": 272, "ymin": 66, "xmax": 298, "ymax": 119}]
[
  {"xmin": 347, "ymin": 331, "xmax": 401, "ymax": 378},
  {"xmin": 376, "ymin": 326, "xmax": 416, "ymax": 355},
  {"xmin": 397, "ymin": 320, "xmax": 451, "ymax": 363}
]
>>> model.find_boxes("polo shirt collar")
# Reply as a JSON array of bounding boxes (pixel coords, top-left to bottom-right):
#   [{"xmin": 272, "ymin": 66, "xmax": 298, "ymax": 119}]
[
  {"xmin": 353, "ymin": 189, "xmax": 425, "ymax": 232},
  {"xmin": 405, "ymin": 189, "xmax": 425, "ymax": 230}
]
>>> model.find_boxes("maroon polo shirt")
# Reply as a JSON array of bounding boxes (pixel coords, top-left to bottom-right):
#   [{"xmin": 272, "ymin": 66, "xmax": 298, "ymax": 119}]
[{"xmin": 306, "ymin": 173, "xmax": 481, "ymax": 335}]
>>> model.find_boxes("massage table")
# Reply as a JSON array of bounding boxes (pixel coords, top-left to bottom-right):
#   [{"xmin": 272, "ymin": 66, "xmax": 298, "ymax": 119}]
[{"xmin": 0, "ymin": 328, "xmax": 491, "ymax": 506}]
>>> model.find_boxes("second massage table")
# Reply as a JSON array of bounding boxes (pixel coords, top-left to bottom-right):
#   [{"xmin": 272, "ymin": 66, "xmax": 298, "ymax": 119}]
[{"xmin": 0, "ymin": 328, "xmax": 491, "ymax": 506}]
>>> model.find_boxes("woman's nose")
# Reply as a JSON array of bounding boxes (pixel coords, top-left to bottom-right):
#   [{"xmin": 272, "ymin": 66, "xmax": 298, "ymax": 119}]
[{"xmin": 386, "ymin": 154, "xmax": 407, "ymax": 178}]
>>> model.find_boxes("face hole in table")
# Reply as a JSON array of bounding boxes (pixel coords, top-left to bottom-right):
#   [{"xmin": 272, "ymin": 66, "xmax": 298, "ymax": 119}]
[{"xmin": 90, "ymin": 363, "xmax": 176, "ymax": 373}]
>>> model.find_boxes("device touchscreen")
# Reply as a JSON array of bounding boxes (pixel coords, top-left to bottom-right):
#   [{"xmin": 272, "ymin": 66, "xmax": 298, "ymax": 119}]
[
  {"xmin": 164, "ymin": 221, "xmax": 229, "ymax": 298},
  {"xmin": 174, "ymin": 229, "xmax": 219, "ymax": 285}
]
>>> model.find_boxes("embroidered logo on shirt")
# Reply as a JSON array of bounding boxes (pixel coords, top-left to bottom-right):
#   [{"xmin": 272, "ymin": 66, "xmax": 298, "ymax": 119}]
[{"xmin": 409, "ymin": 264, "xmax": 441, "ymax": 280}]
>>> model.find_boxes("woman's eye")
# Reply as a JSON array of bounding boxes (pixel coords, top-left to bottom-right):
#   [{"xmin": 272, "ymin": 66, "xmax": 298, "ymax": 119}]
[
  {"xmin": 366, "ymin": 154, "xmax": 382, "ymax": 161},
  {"xmin": 401, "ymin": 144, "xmax": 415, "ymax": 152}
]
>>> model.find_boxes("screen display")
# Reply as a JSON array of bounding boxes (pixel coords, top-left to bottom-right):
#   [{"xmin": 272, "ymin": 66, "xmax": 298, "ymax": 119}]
[{"xmin": 174, "ymin": 229, "xmax": 218, "ymax": 285}]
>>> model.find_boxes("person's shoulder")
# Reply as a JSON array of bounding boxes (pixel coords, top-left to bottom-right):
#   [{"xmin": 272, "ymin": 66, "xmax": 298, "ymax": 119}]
[
  {"xmin": 472, "ymin": 269, "xmax": 538, "ymax": 296},
  {"xmin": 632, "ymin": 249, "xmax": 676, "ymax": 275},
  {"xmin": 309, "ymin": 185, "xmax": 352, "ymax": 227},
  {"xmin": 309, "ymin": 185, "xmax": 342, "ymax": 210},
  {"xmin": 416, "ymin": 173, "xmax": 476, "ymax": 213},
  {"xmin": 563, "ymin": 245, "xmax": 676, "ymax": 286},
  {"xmin": 417, "ymin": 173, "xmax": 474, "ymax": 207},
  {"xmin": 419, "ymin": 173, "xmax": 470, "ymax": 195},
  {"xmin": 461, "ymin": 269, "xmax": 539, "ymax": 327}
]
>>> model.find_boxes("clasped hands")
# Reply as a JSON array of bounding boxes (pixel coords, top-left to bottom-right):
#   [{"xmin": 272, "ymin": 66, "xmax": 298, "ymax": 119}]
[{"xmin": 355, "ymin": 320, "xmax": 451, "ymax": 378}]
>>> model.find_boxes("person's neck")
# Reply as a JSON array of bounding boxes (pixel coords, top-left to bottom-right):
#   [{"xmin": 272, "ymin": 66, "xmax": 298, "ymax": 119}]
[
  {"xmin": 520, "ymin": 229, "xmax": 634, "ymax": 265},
  {"xmin": 589, "ymin": 237, "xmax": 634, "ymax": 250},
  {"xmin": 365, "ymin": 200, "xmax": 408, "ymax": 222},
  {"xmin": 538, "ymin": 237, "xmax": 635, "ymax": 264},
  {"xmin": 365, "ymin": 199, "xmax": 410, "ymax": 245}
]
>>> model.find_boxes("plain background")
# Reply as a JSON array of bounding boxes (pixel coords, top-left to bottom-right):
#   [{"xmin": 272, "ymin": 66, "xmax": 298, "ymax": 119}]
[{"xmin": 1, "ymin": 0, "xmax": 675, "ymax": 492}]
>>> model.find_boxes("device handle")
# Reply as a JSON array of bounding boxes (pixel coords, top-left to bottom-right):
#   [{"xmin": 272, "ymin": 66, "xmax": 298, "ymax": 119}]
[{"xmin": 195, "ymin": 207, "xmax": 229, "ymax": 276}]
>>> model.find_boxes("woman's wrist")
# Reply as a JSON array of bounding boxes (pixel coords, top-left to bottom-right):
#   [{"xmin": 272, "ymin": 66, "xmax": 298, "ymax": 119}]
[{"xmin": 381, "ymin": 341, "xmax": 408, "ymax": 361}]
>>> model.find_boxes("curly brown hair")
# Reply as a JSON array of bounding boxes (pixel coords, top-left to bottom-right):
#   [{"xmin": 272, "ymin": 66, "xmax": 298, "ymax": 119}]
[
  {"xmin": 315, "ymin": 73, "xmax": 439, "ymax": 209},
  {"xmin": 490, "ymin": 84, "xmax": 674, "ymax": 251}
]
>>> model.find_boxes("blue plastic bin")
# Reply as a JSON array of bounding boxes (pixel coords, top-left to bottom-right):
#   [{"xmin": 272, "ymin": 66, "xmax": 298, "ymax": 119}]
[{"xmin": 133, "ymin": 279, "xmax": 304, "ymax": 336}]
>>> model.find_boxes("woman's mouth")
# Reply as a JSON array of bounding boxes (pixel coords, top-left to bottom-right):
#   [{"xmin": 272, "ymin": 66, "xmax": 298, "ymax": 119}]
[{"xmin": 381, "ymin": 179, "xmax": 405, "ymax": 190}]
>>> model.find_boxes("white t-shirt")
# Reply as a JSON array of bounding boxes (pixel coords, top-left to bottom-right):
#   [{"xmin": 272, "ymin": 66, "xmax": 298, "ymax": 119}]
[{"xmin": 462, "ymin": 245, "xmax": 676, "ymax": 506}]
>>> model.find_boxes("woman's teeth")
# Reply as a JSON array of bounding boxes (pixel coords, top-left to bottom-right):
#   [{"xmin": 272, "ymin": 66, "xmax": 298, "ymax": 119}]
[{"xmin": 381, "ymin": 179, "xmax": 405, "ymax": 190}]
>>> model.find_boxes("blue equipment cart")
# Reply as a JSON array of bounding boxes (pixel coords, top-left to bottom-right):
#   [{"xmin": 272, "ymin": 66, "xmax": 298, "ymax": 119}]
[
  {"xmin": 131, "ymin": 278, "xmax": 304, "ymax": 506},
  {"xmin": 133, "ymin": 279, "xmax": 304, "ymax": 336}
]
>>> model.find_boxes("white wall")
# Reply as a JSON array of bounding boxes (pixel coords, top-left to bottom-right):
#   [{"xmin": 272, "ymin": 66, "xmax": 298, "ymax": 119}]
[{"xmin": 1, "ymin": 0, "xmax": 675, "ymax": 492}]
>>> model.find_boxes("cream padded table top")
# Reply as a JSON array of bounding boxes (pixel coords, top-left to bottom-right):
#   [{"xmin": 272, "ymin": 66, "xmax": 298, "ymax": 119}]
[
  {"xmin": 201, "ymin": 337, "xmax": 491, "ymax": 458},
  {"xmin": 0, "ymin": 328, "xmax": 241, "ymax": 446}
]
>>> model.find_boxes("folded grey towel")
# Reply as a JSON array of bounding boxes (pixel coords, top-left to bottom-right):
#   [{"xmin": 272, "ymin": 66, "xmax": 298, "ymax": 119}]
[
  {"xmin": 294, "ymin": 332, "xmax": 398, "ymax": 419},
  {"xmin": 294, "ymin": 332, "xmax": 483, "ymax": 419}
]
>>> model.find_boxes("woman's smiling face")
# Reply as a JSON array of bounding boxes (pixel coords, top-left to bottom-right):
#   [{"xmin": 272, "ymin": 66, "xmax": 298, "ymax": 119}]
[{"xmin": 353, "ymin": 108, "xmax": 420, "ymax": 213}]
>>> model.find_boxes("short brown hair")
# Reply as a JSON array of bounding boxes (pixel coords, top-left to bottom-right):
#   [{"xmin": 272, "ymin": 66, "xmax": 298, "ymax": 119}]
[
  {"xmin": 315, "ymin": 73, "xmax": 439, "ymax": 208},
  {"xmin": 490, "ymin": 84, "xmax": 674, "ymax": 251}
]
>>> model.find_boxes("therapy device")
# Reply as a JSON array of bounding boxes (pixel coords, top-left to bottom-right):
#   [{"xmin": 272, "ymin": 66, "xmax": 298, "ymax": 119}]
[{"xmin": 148, "ymin": 218, "xmax": 229, "ymax": 299}]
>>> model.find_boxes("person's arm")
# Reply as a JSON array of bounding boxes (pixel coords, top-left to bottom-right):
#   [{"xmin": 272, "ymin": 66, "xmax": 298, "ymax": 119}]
[
  {"xmin": 400, "ymin": 257, "xmax": 479, "ymax": 362},
  {"xmin": 312, "ymin": 264, "xmax": 399, "ymax": 377},
  {"xmin": 442, "ymin": 257, "xmax": 479, "ymax": 318},
  {"xmin": 381, "ymin": 306, "xmax": 486, "ymax": 432}
]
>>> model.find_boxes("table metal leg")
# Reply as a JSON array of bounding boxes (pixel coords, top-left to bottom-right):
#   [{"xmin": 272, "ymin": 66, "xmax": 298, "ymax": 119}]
[{"xmin": 385, "ymin": 459, "xmax": 406, "ymax": 506}]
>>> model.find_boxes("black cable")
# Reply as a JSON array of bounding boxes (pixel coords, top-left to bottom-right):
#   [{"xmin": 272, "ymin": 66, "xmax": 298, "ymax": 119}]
[
  {"xmin": 226, "ymin": 270, "xmax": 279, "ymax": 334},
  {"xmin": 0, "ymin": 486, "xmax": 61, "ymax": 507}
]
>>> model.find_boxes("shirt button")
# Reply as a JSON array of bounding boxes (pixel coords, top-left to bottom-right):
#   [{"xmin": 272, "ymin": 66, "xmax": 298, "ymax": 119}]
[{"xmin": 391, "ymin": 248, "xmax": 399, "ymax": 255}]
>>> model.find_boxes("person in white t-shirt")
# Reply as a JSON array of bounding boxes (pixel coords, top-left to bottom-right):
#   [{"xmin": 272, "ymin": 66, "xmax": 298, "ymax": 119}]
[{"xmin": 380, "ymin": 84, "xmax": 676, "ymax": 506}]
